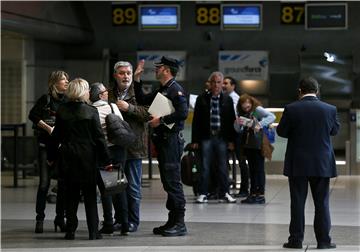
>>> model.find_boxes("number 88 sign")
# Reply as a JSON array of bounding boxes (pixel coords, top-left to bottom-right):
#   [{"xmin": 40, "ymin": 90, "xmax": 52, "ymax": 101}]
[{"xmin": 196, "ymin": 4, "xmax": 220, "ymax": 25}]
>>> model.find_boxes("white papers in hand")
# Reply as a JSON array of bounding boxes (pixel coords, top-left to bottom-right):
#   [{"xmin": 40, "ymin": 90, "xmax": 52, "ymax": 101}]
[
  {"xmin": 239, "ymin": 116, "xmax": 253, "ymax": 127},
  {"xmin": 148, "ymin": 93, "xmax": 175, "ymax": 129},
  {"xmin": 189, "ymin": 94, "xmax": 198, "ymax": 110}
]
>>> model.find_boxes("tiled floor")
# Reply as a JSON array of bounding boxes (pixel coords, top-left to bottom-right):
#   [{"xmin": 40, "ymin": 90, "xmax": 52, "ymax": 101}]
[{"xmin": 1, "ymin": 173, "xmax": 360, "ymax": 251}]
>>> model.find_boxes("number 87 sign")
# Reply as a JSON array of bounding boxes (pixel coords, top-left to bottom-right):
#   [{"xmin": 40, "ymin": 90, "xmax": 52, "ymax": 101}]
[{"xmin": 280, "ymin": 3, "xmax": 305, "ymax": 25}]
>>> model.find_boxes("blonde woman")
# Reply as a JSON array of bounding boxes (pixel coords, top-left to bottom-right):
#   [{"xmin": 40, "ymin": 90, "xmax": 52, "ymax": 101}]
[
  {"xmin": 29, "ymin": 70, "xmax": 68, "ymax": 233},
  {"xmin": 49, "ymin": 78, "xmax": 111, "ymax": 240}
]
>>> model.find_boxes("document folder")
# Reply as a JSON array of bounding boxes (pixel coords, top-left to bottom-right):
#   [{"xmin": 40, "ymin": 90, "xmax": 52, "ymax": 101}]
[{"xmin": 148, "ymin": 93, "xmax": 175, "ymax": 129}]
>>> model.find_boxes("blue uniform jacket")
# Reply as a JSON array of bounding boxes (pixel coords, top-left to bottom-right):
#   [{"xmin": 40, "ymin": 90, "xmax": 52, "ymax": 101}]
[
  {"xmin": 276, "ymin": 96, "xmax": 340, "ymax": 178},
  {"xmin": 134, "ymin": 78, "xmax": 188, "ymax": 133}
]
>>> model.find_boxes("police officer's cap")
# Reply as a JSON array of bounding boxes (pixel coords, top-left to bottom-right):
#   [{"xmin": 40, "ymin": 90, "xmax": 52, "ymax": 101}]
[{"xmin": 154, "ymin": 56, "xmax": 180, "ymax": 69}]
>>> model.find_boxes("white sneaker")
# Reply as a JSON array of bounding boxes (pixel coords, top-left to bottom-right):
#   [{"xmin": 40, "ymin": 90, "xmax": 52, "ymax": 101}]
[
  {"xmin": 196, "ymin": 194, "xmax": 208, "ymax": 203},
  {"xmin": 219, "ymin": 193, "xmax": 237, "ymax": 203}
]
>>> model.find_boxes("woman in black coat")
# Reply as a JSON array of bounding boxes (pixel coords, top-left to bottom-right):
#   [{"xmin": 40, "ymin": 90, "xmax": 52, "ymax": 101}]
[
  {"xmin": 50, "ymin": 78, "xmax": 111, "ymax": 240},
  {"xmin": 28, "ymin": 70, "xmax": 69, "ymax": 233}
]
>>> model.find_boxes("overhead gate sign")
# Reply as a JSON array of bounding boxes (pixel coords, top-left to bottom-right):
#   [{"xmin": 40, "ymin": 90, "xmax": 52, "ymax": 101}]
[
  {"xmin": 137, "ymin": 51, "xmax": 186, "ymax": 81},
  {"xmin": 218, "ymin": 51, "xmax": 269, "ymax": 81}
]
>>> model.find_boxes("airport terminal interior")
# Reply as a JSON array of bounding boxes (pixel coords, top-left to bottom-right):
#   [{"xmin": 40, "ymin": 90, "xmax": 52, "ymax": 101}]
[{"xmin": 1, "ymin": 1, "xmax": 360, "ymax": 251}]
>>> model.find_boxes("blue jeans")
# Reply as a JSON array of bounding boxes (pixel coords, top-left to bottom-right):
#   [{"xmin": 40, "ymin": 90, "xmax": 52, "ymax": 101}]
[
  {"xmin": 100, "ymin": 145, "xmax": 128, "ymax": 227},
  {"xmin": 199, "ymin": 136, "xmax": 229, "ymax": 197},
  {"xmin": 124, "ymin": 159, "xmax": 142, "ymax": 228}
]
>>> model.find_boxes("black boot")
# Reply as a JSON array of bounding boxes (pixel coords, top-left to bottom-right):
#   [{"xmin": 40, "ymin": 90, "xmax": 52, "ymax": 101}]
[
  {"xmin": 153, "ymin": 212, "xmax": 175, "ymax": 235},
  {"xmin": 161, "ymin": 213, "xmax": 187, "ymax": 237},
  {"xmin": 35, "ymin": 220, "xmax": 43, "ymax": 233},
  {"xmin": 161, "ymin": 223, "xmax": 187, "ymax": 237}
]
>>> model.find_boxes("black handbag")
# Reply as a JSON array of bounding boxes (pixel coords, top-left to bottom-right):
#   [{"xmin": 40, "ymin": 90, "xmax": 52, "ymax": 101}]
[
  {"xmin": 99, "ymin": 164, "xmax": 128, "ymax": 196},
  {"xmin": 244, "ymin": 128, "xmax": 263, "ymax": 150}
]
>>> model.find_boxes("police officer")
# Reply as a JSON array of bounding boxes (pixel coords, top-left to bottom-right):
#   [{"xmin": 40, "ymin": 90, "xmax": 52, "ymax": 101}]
[{"xmin": 134, "ymin": 56, "xmax": 189, "ymax": 237}]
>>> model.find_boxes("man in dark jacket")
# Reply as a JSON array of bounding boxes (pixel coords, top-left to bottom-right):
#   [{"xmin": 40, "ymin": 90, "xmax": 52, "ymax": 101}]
[
  {"xmin": 134, "ymin": 56, "xmax": 189, "ymax": 237},
  {"xmin": 191, "ymin": 71, "xmax": 236, "ymax": 204},
  {"xmin": 108, "ymin": 61, "xmax": 150, "ymax": 232},
  {"xmin": 277, "ymin": 76, "xmax": 340, "ymax": 250}
]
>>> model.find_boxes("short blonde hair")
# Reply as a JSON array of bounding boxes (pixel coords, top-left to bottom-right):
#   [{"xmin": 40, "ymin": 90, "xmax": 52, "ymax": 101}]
[
  {"xmin": 66, "ymin": 78, "xmax": 89, "ymax": 102},
  {"xmin": 48, "ymin": 70, "xmax": 69, "ymax": 99}
]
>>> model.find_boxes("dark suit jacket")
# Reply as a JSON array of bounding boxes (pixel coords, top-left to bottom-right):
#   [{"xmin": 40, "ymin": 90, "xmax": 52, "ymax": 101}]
[
  {"xmin": 50, "ymin": 101, "xmax": 110, "ymax": 185},
  {"xmin": 276, "ymin": 96, "xmax": 340, "ymax": 177},
  {"xmin": 192, "ymin": 91, "xmax": 236, "ymax": 143}
]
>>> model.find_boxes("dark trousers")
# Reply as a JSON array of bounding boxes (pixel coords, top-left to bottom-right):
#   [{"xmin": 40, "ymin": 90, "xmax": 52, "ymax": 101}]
[
  {"xmin": 244, "ymin": 148, "xmax": 265, "ymax": 195},
  {"xmin": 288, "ymin": 177, "xmax": 331, "ymax": 244},
  {"xmin": 200, "ymin": 136, "xmax": 229, "ymax": 197},
  {"xmin": 152, "ymin": 131, "xmax": 186, "ymax": 224},
  {"xmin": 101, "ymin": 192, "xmax": 128, "ymax": 227},
  {"xmin": 35, "ymin": 146, "xmax": 65, "ymax": 221},
  {"xmin": 65, "ymin": 182, "xmax": 99, "ymax": 236},
  {"xmin": 234, "ymin": 135, "xmax": 249, "ymax": 192}
]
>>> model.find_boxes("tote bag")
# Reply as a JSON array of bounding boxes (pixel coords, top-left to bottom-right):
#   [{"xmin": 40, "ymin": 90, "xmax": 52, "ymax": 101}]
[{"xmin": 99, "ymin": 164, "xmax": 128, "ymax": 196}]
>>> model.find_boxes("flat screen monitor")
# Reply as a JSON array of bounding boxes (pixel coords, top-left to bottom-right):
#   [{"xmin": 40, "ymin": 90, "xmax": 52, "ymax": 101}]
[
  {"xmin": 221, "ymin": 4, "xmax": 262, "ymax": 30},
  {"xmin": 139, "ymin": 5, "xmax": 180, "ymax": 31},
  {"xmin": 306, "ymin": 3, "xmax": 347, "ymax": 30}
]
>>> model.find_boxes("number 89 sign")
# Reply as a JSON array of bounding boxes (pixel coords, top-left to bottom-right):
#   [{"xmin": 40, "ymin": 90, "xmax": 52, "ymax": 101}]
[{"xmin": 112, "ymin": 4, "xmax": 137, "ymax": 26}]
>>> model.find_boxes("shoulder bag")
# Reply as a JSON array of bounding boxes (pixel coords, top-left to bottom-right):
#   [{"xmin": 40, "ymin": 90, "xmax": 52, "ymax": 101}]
[{"xmin": 99, "ymin": 163, "xmax": 128, "ymax": 196}]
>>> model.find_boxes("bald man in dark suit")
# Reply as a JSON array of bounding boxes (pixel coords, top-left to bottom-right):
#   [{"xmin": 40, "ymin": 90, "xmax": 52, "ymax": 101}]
[{"xmin": 277, "ymin": 76, "xmax": 340, "ymax": 250}]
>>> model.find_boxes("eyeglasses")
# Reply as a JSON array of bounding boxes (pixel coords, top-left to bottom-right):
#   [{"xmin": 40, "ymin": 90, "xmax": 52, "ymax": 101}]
[{"xmin": 99, "ymin": 89, "xmax": 108, "ymax": 95}]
